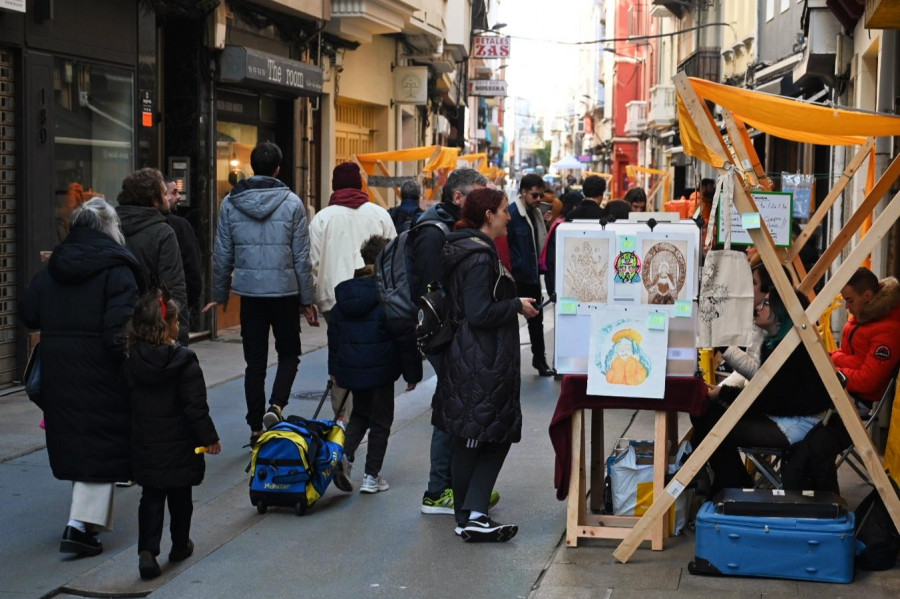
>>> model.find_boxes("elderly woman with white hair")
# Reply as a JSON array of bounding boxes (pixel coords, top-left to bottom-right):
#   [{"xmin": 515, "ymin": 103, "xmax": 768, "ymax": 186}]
[{"xmin": 21, "ymin": 197, "xmax": 142, "ymax": 557}]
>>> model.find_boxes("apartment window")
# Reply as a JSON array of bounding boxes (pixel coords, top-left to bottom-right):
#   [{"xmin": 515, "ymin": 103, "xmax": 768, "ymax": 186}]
[
  {"xmin": 766, "ymin": 0, "xmax": 774, "ymax": 21},
  {"xmin": 781, "ymin": 0, "xmax": 790, "ymax": 12}
]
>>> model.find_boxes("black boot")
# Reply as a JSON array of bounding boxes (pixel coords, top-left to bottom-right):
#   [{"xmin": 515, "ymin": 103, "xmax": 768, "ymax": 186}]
[{"xmin": 533, "ymin": 357, "xmax": 557, "ymax": 377}]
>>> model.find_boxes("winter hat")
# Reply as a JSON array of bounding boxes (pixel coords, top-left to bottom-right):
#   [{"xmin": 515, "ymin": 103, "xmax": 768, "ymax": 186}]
[{"xmin": 332, "ymin": 162, "xmax": 363, "ymax": 190}]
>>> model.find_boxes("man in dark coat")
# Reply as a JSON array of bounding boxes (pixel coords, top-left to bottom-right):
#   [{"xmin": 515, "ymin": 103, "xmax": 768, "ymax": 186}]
[
  {"xmin": 508, "ymin": 173, "xmax": 555, "ymax": 376},
  {"xmin": 164, "ymin": 176, "xmax": 203, "ymax": 331},
  {"xmin": 566, "ymin": 174, "xmax": 606, "ymax": 221},
  {"xmin": 116, "ymin": 168, "xmax": 189, "ymax": 344},
  {"xmin": 409, "ymin": 168, "xmax": 489, "ymax": 515},
  {"xmin": 21, "ymin": 198, "xmax": 141, "ymax": 557}
]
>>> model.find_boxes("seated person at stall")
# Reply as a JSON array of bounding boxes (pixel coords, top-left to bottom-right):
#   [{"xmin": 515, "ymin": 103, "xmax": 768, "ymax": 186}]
[
  {"xmin": 780, "ymin": 267, "xmax": 900, "ymax": 492},
  {"xmin": 691, "ymin": 287, "xmax": 831, "ymax": 495}
]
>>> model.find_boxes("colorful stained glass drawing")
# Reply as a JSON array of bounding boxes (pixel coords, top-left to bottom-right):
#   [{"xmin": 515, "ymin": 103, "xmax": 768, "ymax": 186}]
[
  {"xmin": 563, "ymin": 237, "xmax": 610, "ymax": 303},
  {"xmin": 587, "ymin": 307, "xmax": 668, "ymax": 398},
  {"xmin": 641, "ymin": 240, "xmax": 688, "ymax": 305},
  {"xmin": 613, "ymin": 251, "xmax": 642, "ymax": 283}
]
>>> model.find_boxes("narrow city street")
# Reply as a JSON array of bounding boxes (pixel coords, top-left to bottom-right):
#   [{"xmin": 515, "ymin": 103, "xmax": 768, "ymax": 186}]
[{"xmin": 1, "ymin": 316, "xmax": 898, "ymax": 598}]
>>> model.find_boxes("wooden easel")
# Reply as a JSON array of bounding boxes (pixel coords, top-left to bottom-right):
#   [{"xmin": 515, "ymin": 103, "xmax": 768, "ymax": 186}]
[{"xmin": 613, "ymin": 72, "xmax": 900, "ymax": 563}]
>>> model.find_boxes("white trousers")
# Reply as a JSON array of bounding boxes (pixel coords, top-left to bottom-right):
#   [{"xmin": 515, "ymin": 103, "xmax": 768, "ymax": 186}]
[{"xmin": 69, "ymin": 482, "xmax": 115, "ymax": 531}]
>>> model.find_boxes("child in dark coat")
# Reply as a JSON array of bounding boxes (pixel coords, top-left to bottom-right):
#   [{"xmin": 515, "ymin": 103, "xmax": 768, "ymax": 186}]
[
  {"xmin": 123, "ymin": 291, "xmax": 220, "ymax": 580},
  {"xmin": 328, "ymin": 235, "xmax": 422, "ymax": 494}
]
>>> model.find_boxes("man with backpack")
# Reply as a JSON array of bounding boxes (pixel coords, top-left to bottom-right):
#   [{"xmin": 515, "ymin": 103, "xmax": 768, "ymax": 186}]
[
  {"xmin": 388, "ymin": 179, "xmax": 424, "ymax": 234},
  {"xmin": 404, "ymin": 168, "xmax": 498, "ymax": 516}
]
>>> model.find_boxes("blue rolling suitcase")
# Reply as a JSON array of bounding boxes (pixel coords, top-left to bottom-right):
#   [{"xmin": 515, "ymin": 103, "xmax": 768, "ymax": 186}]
[{"xmin": 690, "ymin": 490, "xmax": 856, "ymax": 583}]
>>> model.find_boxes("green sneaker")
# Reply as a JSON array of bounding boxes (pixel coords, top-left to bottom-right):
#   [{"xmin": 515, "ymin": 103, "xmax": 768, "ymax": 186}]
[
  {"xmin": 488, "ymin": 490, "xmax": 501, "ymax": 510},
  {"xmin": 421, "ymin": 488, "xmax": 454, "ymax": 514}
]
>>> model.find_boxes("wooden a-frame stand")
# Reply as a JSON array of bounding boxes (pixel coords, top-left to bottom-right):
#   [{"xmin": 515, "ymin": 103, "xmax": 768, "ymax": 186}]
[{"xmin": 612, "ymin": 72, "xmax": 900, "ymax": 563}]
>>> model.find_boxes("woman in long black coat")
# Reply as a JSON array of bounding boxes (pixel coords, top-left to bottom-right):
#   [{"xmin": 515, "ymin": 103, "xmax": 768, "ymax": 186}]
[
  {"xmin": 433, "ymin": 188, "xmax": 540, "ymax": 543},
  {"xmin": 20, "ymin": 198, "xmax": 141, "ymax": 557}
]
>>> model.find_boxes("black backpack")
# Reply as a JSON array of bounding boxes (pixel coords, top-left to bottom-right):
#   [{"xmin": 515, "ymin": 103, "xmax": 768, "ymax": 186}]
[
  {"xmin": 375, "ymin": 220, "xmax": 449, "ymax": 335},
  {"xmin": 415, "ymin": 282, "xmax": 459, "ymax": 355},
  {"xmin": 854, "ymin": 477, "xmax": 900, "ymax": 571}
]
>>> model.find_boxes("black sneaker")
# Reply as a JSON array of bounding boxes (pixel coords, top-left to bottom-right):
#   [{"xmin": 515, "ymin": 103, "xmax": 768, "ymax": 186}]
[
  {"xmin": 139, "ymin": 550, "xmax": 161, "ymax": 579},
  {"xmin": 168, "ymin": 539, "xmax": 194, "ymax": 562},
  {"xmin": 460, "ymin": 516, "xmax": 518, "ymax": 543},
  {"xmin": 262, "ymin": 405, "xmax": 284, "ymax": 430}
]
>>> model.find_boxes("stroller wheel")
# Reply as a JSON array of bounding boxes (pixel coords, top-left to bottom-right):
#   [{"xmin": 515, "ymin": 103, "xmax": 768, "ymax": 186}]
[
  {"xmin": 295, "ymin": 501, "xmax": 306, "ymax": 516},
  {"xmin": 256, "ymin": 501, "xmax": 267, "ymax": 514}
]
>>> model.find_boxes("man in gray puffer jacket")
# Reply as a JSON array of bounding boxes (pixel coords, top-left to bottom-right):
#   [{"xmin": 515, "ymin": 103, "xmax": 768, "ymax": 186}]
[
  {"xmin": 116, "ymin": 168, "xmax": 190, "ymax": 344},
  {"xmin": 205, "ymin": 142, "xmax": 319, "ymax": 447}
]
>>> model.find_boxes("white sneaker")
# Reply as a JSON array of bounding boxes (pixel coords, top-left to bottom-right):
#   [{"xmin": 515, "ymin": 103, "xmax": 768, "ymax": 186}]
[{"xmin": 360, "ymin": 474, "xmax": 389, "ymax": 494}]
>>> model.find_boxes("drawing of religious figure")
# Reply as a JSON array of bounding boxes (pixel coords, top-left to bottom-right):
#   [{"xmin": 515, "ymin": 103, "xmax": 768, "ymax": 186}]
[
  {"xmin": 602, "ymin": 328, "xmax": 651, "ymax": 385},
  {"xmin": 563, "ymin": 237, "xmax": 610, "ymax": 302},
  {"xmin": 613, "ymin": 251, "xmax": 641, "ymax": 283},
  {"xmin": 641, "ymin": 241, "xmax": 687, "ymax": 305}
]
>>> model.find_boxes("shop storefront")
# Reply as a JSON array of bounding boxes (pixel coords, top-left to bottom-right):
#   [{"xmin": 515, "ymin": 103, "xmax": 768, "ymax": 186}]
[
  {"xmin": 211, "ymin": 46, "xmax": 322, "ymax": 332},
  {"xmin": 0, "ymin": 1, "xmax": 140, "ymax": 386}
]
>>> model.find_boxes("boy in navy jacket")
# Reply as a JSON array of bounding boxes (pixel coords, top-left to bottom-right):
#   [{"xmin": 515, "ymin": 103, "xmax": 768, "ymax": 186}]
[{"xmin": 328, "ymin": 235, "xmax": 422, "ymax": 493}]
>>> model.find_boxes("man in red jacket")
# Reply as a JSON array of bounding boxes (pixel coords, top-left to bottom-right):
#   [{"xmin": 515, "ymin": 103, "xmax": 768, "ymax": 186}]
[{"xmin": 831, "ymin": 267, "xmax": 900, "ymax": 403}]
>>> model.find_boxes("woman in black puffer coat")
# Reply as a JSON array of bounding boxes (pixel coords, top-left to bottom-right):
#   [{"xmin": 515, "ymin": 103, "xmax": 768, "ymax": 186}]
[
  {"xmin": 433, "ymin": 188, "xmax": 540, "ymax": 543},
  {"xmin": 20, "ymin": 198, "xmax": 142, "ymax": 557}
]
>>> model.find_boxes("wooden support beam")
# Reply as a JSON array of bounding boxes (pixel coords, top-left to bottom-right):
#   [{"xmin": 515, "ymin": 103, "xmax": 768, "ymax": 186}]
[
  {"xmin": 798, "ymin": 150, "xmax": 900, "ymax": 295},
  {"xmin": 787, "ymin": 138, "xmax": 875, "ymax": 263},
  {"xmin": 614, "ymin": 72, "xmax": 900, "ymax": 563},
  {"xmin": 722, "ymin": 111, "xmax": 771, "ymax": 190}
]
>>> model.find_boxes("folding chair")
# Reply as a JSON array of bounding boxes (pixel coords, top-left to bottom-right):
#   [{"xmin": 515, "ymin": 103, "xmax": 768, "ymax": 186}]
[
  {"xmin": 835, "ymin": 369, "xmax": 898, "ymax": 485},
  {"xmin": 740, "ymin": 446, "xmax": 786, "ymax": 489}
]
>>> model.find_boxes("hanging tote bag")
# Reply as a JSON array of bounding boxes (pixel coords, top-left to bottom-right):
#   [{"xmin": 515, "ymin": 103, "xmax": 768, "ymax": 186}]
[
  {"xmin": 24, "ymin": 342, "xmax": 43, "ymax": 409},
  {"xmin": 698, "ymin": 171, "xmax": 755, "ymax": 348}
]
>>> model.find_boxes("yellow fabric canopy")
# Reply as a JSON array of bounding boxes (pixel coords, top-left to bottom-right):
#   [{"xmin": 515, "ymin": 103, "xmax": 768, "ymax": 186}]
[
  {"xmin": 355, "ymin": 146, "xmax": 440, "ymax": 174},
  {"xmin": 678, "ymin": 77, "xmax": 900, "ymax": 166},
  {"xmin": 459, "ymin": 153, "xmax": 492, "ymax": 174},
  {"xmin": 421, "ymin": 147, "xmax": 461, "ymax": 175}
]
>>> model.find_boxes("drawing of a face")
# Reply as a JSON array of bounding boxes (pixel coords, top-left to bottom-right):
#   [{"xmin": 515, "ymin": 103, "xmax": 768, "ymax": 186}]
[
  {"xmin": 615, "ymin": 339, "xmax": 633, "ymax": 358},
  {"xmin": 614, "ymin": 251, "xmax": 641, "ymax": 283}
]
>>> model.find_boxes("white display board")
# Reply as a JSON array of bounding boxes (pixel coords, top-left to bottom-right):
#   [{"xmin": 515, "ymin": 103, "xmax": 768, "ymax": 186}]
[
  {"xmin": 553, "ymin": 221, "xmax": 701, "ymax": 379},
  {"xmin": 717, "ymin": 191, "xmax": 793, "ymax": 247}
]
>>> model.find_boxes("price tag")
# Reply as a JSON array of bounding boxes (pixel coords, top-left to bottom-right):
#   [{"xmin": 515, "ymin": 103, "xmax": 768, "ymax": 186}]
[
  {"xmin": 647, "ymin": 312, "xmax": 667, "ymax": 330},
  {"xmin": 666, "ymin": 480, "xmax": 685, "ymax": 499},
  {"xmin": 674, "ymin": 300, "xmax": 692, "ymax": 317},
  {"xmin": 618, "ymin": 235, "xmax": 636, "ymax": 252},
  {"xmin": 741, "ymin": 212, "xmax": 761, "ymax": 229},
  {"xmin": 558, "ymin": 297, "xmax": 578, "ymax": 315}
]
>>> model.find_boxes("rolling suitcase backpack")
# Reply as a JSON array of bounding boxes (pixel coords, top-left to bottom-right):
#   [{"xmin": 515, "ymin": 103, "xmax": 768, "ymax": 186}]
[{"xmin": 248, "ymin": 383, "xmax": 349, "ymax": 516}]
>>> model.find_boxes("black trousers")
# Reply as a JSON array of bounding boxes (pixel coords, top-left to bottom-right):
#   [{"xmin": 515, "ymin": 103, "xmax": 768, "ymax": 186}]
[
  {"xmin": 516, "ymin": 281, "xmax": 545, "ymax": 360},
  {"xmin": 240, "ymin": 295, "xmax": 301, "ymax": 432},
  {"xmin": 691, "ymin": 401, "xmax": 789, "ymax": 492},
  {"xmin": 451, "ymin": 438, "xmax": 511, "ymax": 526},
  {"xmin": 138, "ymin": 486, "xmax": 192, "ymax": 556},
  {"xmin": 344, "ymin": 383, "xmax": 395, "ymax": 477}
]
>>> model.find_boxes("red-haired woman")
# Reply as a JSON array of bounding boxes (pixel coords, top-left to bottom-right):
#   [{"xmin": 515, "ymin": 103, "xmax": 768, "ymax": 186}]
[{"xmin": 432, "ymin": 188, "xmax": 539, "ymax": 543}]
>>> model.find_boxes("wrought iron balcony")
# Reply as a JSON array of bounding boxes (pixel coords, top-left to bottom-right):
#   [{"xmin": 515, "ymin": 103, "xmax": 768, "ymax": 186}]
[{"xmin": 677, "ymin": 47, "xmax": 721, "ymax": 83}]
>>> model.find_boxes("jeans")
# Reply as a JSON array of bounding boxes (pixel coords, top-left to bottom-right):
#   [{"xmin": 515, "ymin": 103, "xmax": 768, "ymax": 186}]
[
  {"xmin": 451, "ymin": 438, "xmax": 511, "ymax": 525},
  {"xmin": 241, "ymin": 295, "xmax": 301, "ymax": 432},
  {"xmin": 516, "ymin": 281, "xmax": 545, "ymax": 360},
  {"xmin": 426, "ymin": 352, "xmax": 452, "ymax": 495},
  {"xmin": 138, "ymin": 486, "xmax": 192, "ymax": 556},
  {"xmin": 344, "ymin": 383, "xmax": 395, "ymax": 476}
]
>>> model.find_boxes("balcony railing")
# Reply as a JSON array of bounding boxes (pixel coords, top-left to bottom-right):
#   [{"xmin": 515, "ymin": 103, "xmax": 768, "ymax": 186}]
[
  {"xmin": 649, "ymin": 85, "xmax": 676, "ymax": 128},
  {"xmin": 677, "ymin": 47, "xmax": 721, "ymax": 83},
  {"xmin": 624, "ymin": 100, "xmax": 648, "ymax": 137}
]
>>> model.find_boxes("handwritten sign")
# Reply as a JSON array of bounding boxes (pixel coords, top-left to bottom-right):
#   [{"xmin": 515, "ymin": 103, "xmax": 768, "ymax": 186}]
[{"xmin": 718, "ymin": 191, "xmax": 792, "ymax": 247}]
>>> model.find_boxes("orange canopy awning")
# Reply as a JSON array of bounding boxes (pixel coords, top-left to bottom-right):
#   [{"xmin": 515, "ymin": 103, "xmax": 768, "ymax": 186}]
[
  {"xmin": 678, "ymin": 77, "xmax": 900, "ymax": 167},
  {"xmin": 355, "ymin": 146, "xmax": 440, "ymax": 174}
]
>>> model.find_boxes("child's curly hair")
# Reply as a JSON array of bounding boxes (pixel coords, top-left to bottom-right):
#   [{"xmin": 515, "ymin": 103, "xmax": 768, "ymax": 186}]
[{"xmin": 127, "ymin": 289, "xmax": 178, "ymax": 347}]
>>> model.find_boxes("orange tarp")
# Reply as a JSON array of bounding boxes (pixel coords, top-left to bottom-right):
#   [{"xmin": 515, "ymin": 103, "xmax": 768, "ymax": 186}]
[
  {"xmin": 355, "ymin": 146, "xmax": 439, "ymax": 174},
  {"xmin": 678, "ymin": 77, "xmax": 900, "ymax": 167}
]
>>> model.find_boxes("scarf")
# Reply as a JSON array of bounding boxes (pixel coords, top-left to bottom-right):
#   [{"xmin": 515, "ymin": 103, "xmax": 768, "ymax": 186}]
[{"xmin": 329, "ymin": 187, "xmax": 369, "ymax": 209}]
